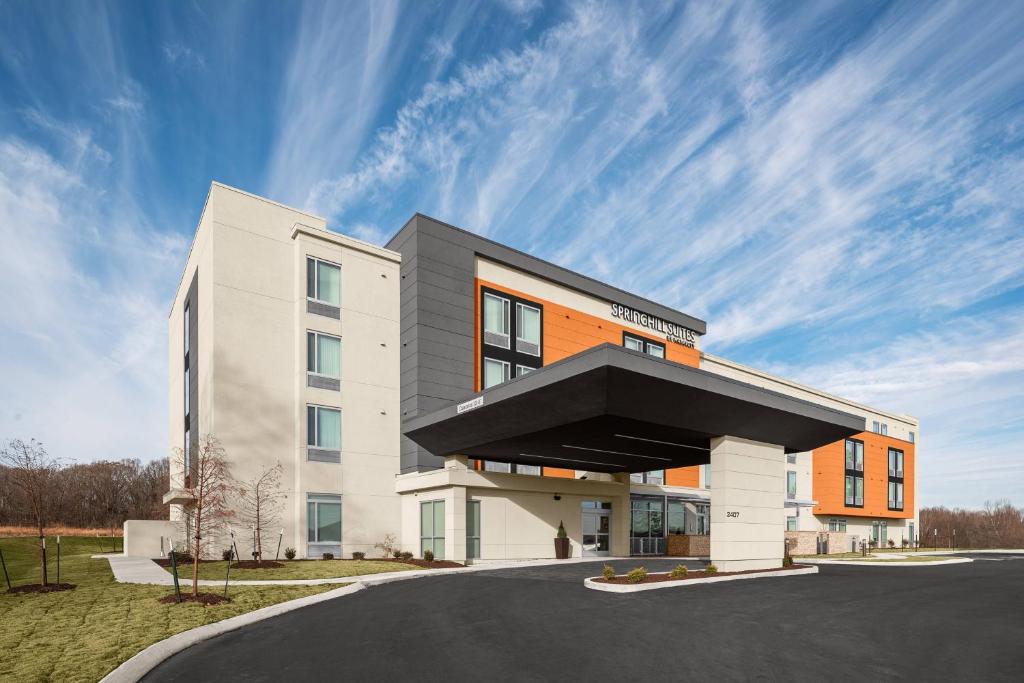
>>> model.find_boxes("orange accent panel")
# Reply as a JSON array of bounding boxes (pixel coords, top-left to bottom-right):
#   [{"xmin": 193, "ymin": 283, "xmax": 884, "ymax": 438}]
[
  {"xmin": 542, "ymin": 467, "xmax": 576, "ymax": 478},
  {"xmin": 812, "ymin": 432, "xmax": 915, "ymax": 519},
  {"xmin": 666, "ymin": 466, "xmax": 700, "ymax": 487}
]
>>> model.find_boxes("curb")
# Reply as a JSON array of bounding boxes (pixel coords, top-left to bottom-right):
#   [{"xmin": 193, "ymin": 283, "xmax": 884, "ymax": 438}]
[
  {"xmin": 583, "ymin": 565, "xmax": 818, "ymax": 593},
  {"xmin": 799, "ymin": 557, "xmax": 973, "ymax": 567}
]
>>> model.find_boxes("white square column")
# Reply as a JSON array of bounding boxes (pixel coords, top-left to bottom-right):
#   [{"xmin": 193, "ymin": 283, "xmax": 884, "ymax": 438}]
[
  {"xmin": 443, "ymin": 456, "xmax": 468, "ymax": 563},
  {"xmin": 709, "ymin": 436, "xmax": 786, "ymax": 572}
]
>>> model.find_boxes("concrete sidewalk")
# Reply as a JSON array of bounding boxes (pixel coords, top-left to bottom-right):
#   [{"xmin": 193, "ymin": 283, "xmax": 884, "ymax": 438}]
[{"xmin": 95, "ymin": 553, "xmax": 662, "ymax": 586}]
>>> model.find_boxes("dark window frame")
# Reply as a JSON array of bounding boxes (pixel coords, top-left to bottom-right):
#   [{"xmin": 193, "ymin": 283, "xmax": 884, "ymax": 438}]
[
  {"xmin": 888, "ymin": 447, "xmax": 905, "ymax": 511},
  {"xmin": 844, "ymin": 438, "xmax": 864, "ymax": 508},
  {"xmin": 622, "ymin": 330, "xmax": 666, "ymax": 358},
  {"xmin": 479, "ymin": 286, "xmax": 543, "ymax": 388}
]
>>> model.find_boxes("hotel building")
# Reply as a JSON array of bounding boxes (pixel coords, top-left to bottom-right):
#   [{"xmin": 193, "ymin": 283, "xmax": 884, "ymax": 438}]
[{"xmin": 149, "ymin": 183, "xmax": 918, "ymax": 571}]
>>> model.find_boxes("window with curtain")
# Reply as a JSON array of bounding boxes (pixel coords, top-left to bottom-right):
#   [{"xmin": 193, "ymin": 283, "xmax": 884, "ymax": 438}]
[
  {"xmin": 483, "ymin": 293, "xmax": 510, "ymax": 348},
  {"xmin": 307, "ymin": 257, "xmax": 341, "ymax": 306},
  {"xmin": 516, "ymin": 303, "xmax": 541, "ymax": 355},
  {"xmin": 787, "ymin": 471, "xmax": 797, "ymax": 499},
  {"xmin": 307, "ymin": 405, "xmax": 341, "ymax": 450},
  {"xmin": 420, "ymin": 500, "xmax": 445, "ymax": 559},
  {"xmin": 307, "ymin": 331, "xmax": 341, "ymax": 378},
  {"xmin": 307, "ymin": 494, "xmax": 342, "ymax": 544},
  {"xmin": 786, "ymin": 516, "xmax": 798, "ymax": 531},
  {"xmin": 483, "ymin": 358, "xmax": 510, "ymax": 389}
]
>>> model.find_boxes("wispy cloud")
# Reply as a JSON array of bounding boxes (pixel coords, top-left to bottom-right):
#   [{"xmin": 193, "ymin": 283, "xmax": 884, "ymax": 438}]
[{"xmin": 162, "ymin": 43, "xmax": 205, "ymax": 70}]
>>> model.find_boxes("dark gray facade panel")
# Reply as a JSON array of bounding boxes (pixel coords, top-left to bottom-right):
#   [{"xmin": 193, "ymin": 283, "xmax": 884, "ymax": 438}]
[
  {"xmin": 401, "ymin": 262, "xmax": 477, "ymax": 296},
  {"xmin": 401, "ymin": 306, "xmax": 474, "ymax": 337},
  {"xmin": 400, "ymin": 287, "xmax": 475, "ymax": 325},
  {"xmin": 401, "ymin": 337, "xmax": 475, "ymax": 365},
  {"xmin": 402, "ymin": 324, "xmax": 475, "ymax": 351},
  {"xmin": 402, "ymin": 363, "xmax": 474, "ymax": 390}
]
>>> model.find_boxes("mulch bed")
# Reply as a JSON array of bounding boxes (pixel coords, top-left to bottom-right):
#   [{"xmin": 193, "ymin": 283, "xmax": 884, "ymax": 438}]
[
  {"xmin": 6, "ymin": 583, "xmax": 77, "ymax": 594},
  {"xmin": 153, "ymin": 557, "xmax": 465, "ymax": 569},
  {"xmin": 229, "ymin": 561, "xmax": 284, "ymax": 569},
  {"xmin": 379, "ymin": 558, "xmax": 464, "ymax": 569},
  {"xmin": 158, "ymin": 592, "xmax": 230, "ymax": 605},
  {"xmin": 596, "ymin": 564, "xmax": 811, "ymax": 584}
]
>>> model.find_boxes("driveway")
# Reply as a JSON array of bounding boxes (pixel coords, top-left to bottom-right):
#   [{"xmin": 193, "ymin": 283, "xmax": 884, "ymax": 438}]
[{"xmin": 145, "ymin": 556, "xmax": 1024, "ymax": 682}]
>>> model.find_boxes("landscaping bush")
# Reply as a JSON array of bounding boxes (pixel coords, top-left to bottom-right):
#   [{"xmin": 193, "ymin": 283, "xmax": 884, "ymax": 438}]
[
  {"xmin": 669, "ymin": 564, "xmax": 688, "ymax": 578},
  {"xmin": 351, "ymin": 551, "xmax": 365, "ymax": 560},
  {"xmin": 321, "ymin": 552, "xmax": 334, "ymax": 560},
  {"xmin": 392, "ymin": 549, "xmax": 403, "ymax": 558},
  {"xmin": 602, "ymin": 564, "xmax": 616, "ymax": 580},
  {"xmin": 888, "ymin": 539, "xmax": 896, "ymax": 548},
  {"xmin": 705, "ymin": 563, "xmax": 718, "ymax": 574},
  {"xmin": 171, "ymin": 552, "xmax": 193, "ymax": 564},
  {"xmin": 782, "ymin": 555, "xmax": 793, "ymax": 568},
  {"xmin": 423, "ymin": 549, "xmax": 435, "ymax": 562},
  {"xmin": 222, "ymin": 548, "xmax": 234, "ymax": 562},
  {"xmin": 626, "ymin": 566, "xmax": 648, "ymax": 584},
  {"xmin": 399, "ymin": 551, "xmax": 413, "ymax": 561},
  {"xmin": 284, "ymin": 547, "xmax": 296, "ymax": 560}
]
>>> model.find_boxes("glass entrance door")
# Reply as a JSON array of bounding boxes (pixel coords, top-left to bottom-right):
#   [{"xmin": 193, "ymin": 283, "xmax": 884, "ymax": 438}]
[
  {"xmin": 581, "ymin": 501, "xmax": 611, "ymax": 556},
  {"xmin": 631, "ymin": 498, "xmax": 665, "ymax": 555}
]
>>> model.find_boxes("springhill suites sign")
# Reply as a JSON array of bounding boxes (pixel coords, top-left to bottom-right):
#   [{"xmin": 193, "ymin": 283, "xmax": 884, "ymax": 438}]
[{"xmin": 610, "ymin": 303, "xmax": 698, "ymax": 348}]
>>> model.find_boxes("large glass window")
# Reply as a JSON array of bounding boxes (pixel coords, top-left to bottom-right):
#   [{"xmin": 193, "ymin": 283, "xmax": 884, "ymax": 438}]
[
  {"xmin": 466, "ymin": 500, "xmax": 480, "ymax": 560},
  {"xmin": 483, "ymin": 293, "xmax": 510, "ymax": 348},
  {"xmin": 307, "ymin": 405, "xmax": 341, "ymax": 450},
  {"xmin": 828, "ymin": 519, "xmax": 847, "ymax": 532},
  {"xmin": 695, "ymin": 503, "xmax": 710, "ymax": 535},
  {"xmin": 630, "ymin": 470, "xmax": 665, "ymax": 485},
  {"xmin": 184, "ymin": 303, "xmax": 189, "ymax": 355},
  {"xmin": 420, "ymin": 500, "xmax": 445, "ymax": 559},
  {"xmin": 483, "ymin": 358, "xmax": 510, "ymax": 389},
  {"xmin": 307, "ymin": 331, "xmax": 341, "ymax": 378},
  {"xmin": 307, "ymin": 494, "xmax": 342, "ymax": 544},
  {"xmin": 888, "ymin": 447, "xmax": 905, "ymax": 510},
  {"xmin": 307, "ymin": 257, "xmax": 341, "ymax": 306},
  {"xmin": 845, "ymin": 439, "xmax": 864, "ymax": 507},
  {"xmin": 623, "ymin": 331, "xmax": 665, "ymax": 358},
  {"xmin": 183, "ymin": 367, "xmax": 189, "ymax": 416},
  {"xmin": 787, "ymin": 471, "xmax": 797, "ymax": 499},
  {"xmin": 667, "ymin": 500, "xmax": 686, "ymax": 534},
  {"xmin": 516, "ymin": 303, "xmax": 541, "ymax": 355},
  {"xmin": 701, "ymin": 463, "xmax": 711, "ymax": 489}
]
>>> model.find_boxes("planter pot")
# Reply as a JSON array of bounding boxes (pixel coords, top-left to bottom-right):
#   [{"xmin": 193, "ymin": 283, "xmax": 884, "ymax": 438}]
[{"xmin": 554, "ymin": 537, "xmax": 570, "ymax": 559}]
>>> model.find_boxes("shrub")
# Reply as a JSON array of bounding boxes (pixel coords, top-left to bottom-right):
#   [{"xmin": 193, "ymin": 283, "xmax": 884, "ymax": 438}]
[
  {"xmin": 351, "ymin": 551, "xmax": 365, "ymax": 560},
  {"xmin": 705, "ymin": 564, "xmax": 718, "ymax": 574},
  {"xmin": 284, "ymin": 547, "xmax": 296, "ymax": 560},
  {"xmin": 172, "ymin": 552, "xmax": 193, "ymax": 565},
  {"xmin": 424, "ymin": 549, "xmax": 435, "ymax": 562},
  {"xmin": 222, "ymin": 548, "xmax": 234, "ymax": 562},
  {"xmin": 888, "ymin": 539, "xmax": 896, "ymax": 548},
  {"xmin": 556, "ymin": 521, "xmax": 568, "ymax": 539},
  {"xmin": 322, "ymin": 552, "xmax": 334, "ymax": 560},
  {"xmin": 782, "ymin": 555, "xmax": 793, "ymax": 568},
  {"xmin": 669, "ymin": 564, "xmax": 688, "ymax": 579},
  {"xmin": 602, "ymin": 564, "xmax": 616, "ymax": 580},
  {"xmin": 399, "ymin": 551, "xmax": 414, "ymax": 561},
  {"xmin": 392, "ymin": 549, "xmax": 403, "ymax": 559},
  {"xmin": 626, "ymin": 566, "xmax": 648, "ymax": 584}
]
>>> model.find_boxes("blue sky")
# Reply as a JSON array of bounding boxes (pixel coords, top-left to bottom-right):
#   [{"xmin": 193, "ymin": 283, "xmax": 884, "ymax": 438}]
[{"xmin": 1, "ymin": 1, "xmax": 1022, "ymax": 508}]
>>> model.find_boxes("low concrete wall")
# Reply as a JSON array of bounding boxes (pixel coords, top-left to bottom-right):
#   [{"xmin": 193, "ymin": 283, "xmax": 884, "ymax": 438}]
[
  {"xmin": 667, "ymin": 534, "xmax": 710, "ymax": 557},
  {"xmin": 124, "ymin": 520, "xmax": 179, "ymax": 558}
]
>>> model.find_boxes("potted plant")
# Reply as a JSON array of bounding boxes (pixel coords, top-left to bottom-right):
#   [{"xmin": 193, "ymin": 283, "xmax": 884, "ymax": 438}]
[{"xmin": 554, "ymin": 521, "xmax": 570, "ymax": 559}]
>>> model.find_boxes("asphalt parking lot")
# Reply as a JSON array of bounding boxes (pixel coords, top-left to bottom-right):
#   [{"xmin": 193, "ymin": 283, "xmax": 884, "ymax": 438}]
[{"xmin": 146, "ymin": 555, "xmax": 1024, "ymax": 682}]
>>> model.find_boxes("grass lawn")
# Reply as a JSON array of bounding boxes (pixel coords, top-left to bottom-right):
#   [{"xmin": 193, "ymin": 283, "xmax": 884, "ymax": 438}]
[
  {"xmin": 169, "ymin": 558, "xmax": 423, "ymax": 581},
  {"xmin": 0, "ymin": 536, "xmax": 336, "ymax": 683},
  {"xmin": 863, "ymin": 555, "xmax": 959, "ymax": 562}
]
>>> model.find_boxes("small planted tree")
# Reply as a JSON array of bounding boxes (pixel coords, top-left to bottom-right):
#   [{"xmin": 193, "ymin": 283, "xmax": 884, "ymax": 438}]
[
  {"xmin": 236, "ymin": 463, "xmax": 284, "ymax": 566},
  {"xmin": 0, "ymin": 439, "xmax": 61, "ymax": 586},
  {"xmin": 175, "ymin": 435, "xmax": 233, "ymax": 597}
]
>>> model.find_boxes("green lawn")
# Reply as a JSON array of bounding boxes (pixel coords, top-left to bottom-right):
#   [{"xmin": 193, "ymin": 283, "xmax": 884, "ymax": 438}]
[
  {"xmin": 170, "ymin": 558, "xmax": 422, "ymax": 581},
  {"xmin": 0, "ymin": 536, "xmax": 336, "ymax": 683}
]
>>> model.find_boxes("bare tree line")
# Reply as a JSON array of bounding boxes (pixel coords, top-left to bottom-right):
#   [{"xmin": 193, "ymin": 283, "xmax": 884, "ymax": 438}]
[
  {"xmin": 920, "ymin": 501, "xmax": 1024, "ymax": 549},
  {"xmin": 0, "ymin": 439, "xmax": 169, "ymax": 533}
]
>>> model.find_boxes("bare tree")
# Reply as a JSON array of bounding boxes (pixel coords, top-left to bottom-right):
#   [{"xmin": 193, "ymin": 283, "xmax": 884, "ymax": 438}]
[
  {"xmin": 236, "ymin": 463, "xmax": 284, "ymax": 565},
  {"xmin": 175, "ymin": 435, "xmax": 234, "ymax": 596},
  {"xmin": 0, "ymin": 439, "xmax": 62, "ymax": 585}
]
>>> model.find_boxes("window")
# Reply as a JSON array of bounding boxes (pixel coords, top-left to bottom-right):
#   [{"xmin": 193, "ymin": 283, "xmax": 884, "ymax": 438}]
[
  {"xmin": 516, "ymin": 303, "xmax": 541, "ymax": 355},
  {"xmin": 183, "ymin": 367, "xmax": 189, "ymax": 416},
  {"xmin": 888, "ymin": 448, "xmax": 904, "ymax": 510},
  {"xmin": 880, "ymin": 423, "xmax": 888, "ymax": 436},
  {"xmin": 909, "ymin": 431, "xmax": 915, "ymax": 444},
  {"xmin": 184, "ymin": 428, "xmax": 191, "ymax": 479},
  {"xmin": 480, "ymin": 287, "xmax": 543, "ymax": 385},
  {"xmin": 306, "ymin": 257, "xmax": 341, "ymax": 306},
  {"xmin": 787, "ymin": 471, "xmax": 797, "ymax": 499},
  {"xmin": 483, "ymin": 461, "xmax": 539, "ymax": 475},
  {"xmin": 420, "ymin": 500, "xmax": 445, "ymax": 559},
  {"xmin": 872, "ymin": 420, "xmax": 880, "ymax": 433},
  {"xmin": 787, "ymin": 454, "xmax": 797, "ymax": 464},
  {"xmin": 872, "ymin": 520, "xmax": 888, "ymax": 546},
  {"xmin": 307, "ymin": 405, "xmax": 341, "ymax": 450},
  {"xmin": 844, "ymin": 438, "xmax": 864, "ymax": 507},
  {"xmin": 623, "ymin": 331, "xmax": 665, "ymax": 358},
  {"xmin": 307, "ymin": 494, "xmax": 342, "ymax": 544},
  {"xmin": 483, "ymin": 293, "xmax": 511, "ymax": 349},
  {"xmin": 695, "ymin": 504, "xmax": 710, "ymax": 535},
  {"xmin": 516, "ymin": 464, "xmax": 541, "ymax": 476},
  {"xmin": 307, "ymin": 331, "xmax": 341, "ymax": 378},
  {"xmin": 701, "ymin": 463, "xmax": 711, "ymax": 489},
  {"xmin": 828, "ymin": 519, "xmax": 847, "ymax": 532},
  {"xmin": 667, "ymin": 500, "xmax": 686, "ymax": 534},
  {"xmin": 630, "ymin": 470, "xmax": 665, "ymax": 485},
  {"xmin": 786, "ymin": 516, "xmax": 798, "ymax": 531},
  {"xmin": 466, "ymin": 500, "xmax": 481, "ymax": 560},
  {"xmin": 483, "ymin": 358, "xmax": 510, "ymax": 389},
  {"xmin": 184, "ymin": 303, "xmax": 190, "ymax": 355}
]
